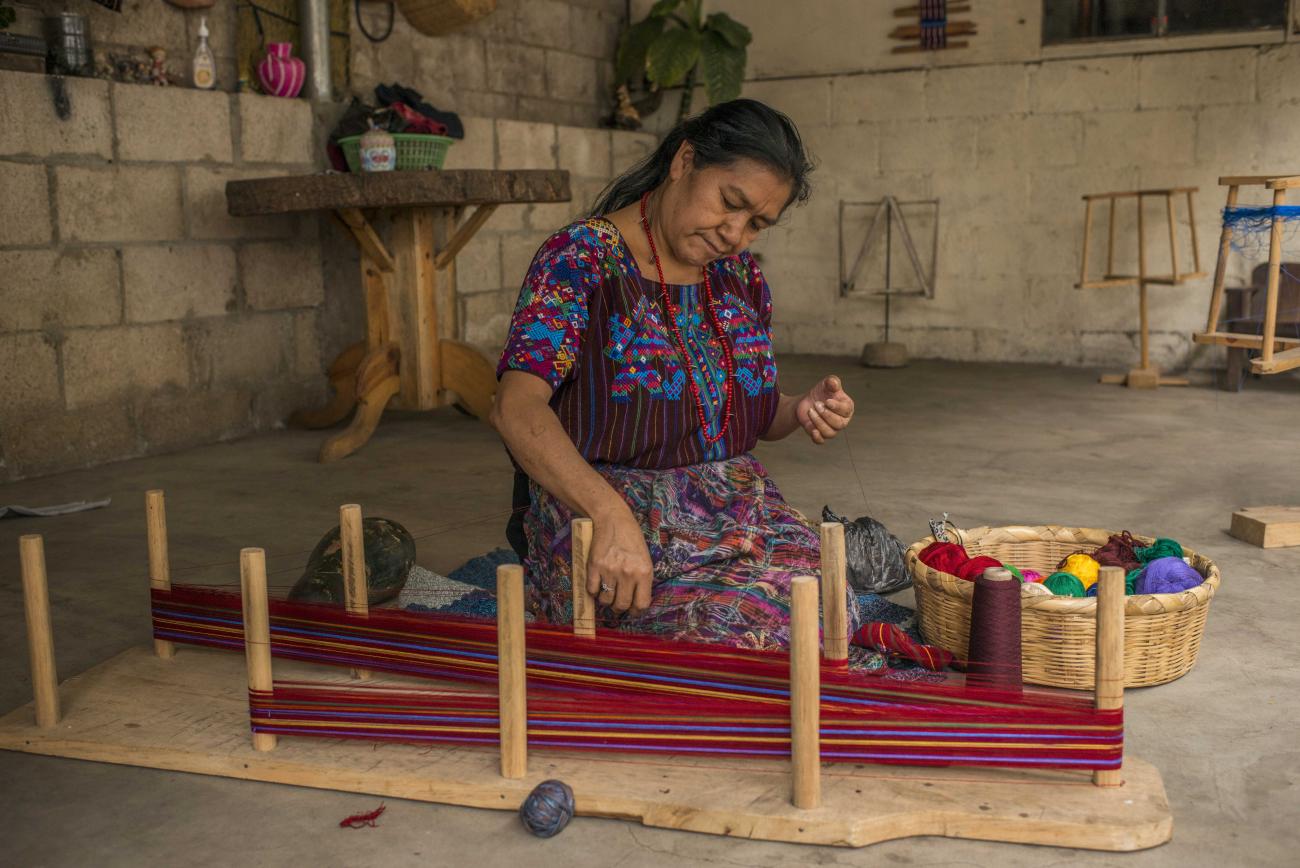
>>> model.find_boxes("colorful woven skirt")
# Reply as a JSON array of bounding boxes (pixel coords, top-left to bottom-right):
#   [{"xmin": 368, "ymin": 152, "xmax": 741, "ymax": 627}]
[{"xmin": 523, "ymin": 453, "xmax": 861, "ymax": 649}]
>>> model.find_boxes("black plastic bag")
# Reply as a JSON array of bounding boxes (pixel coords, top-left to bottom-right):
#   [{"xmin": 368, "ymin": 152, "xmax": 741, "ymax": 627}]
[{"xmin": 821, "ymin": 506, "xmax": 912, "ymax": 595}]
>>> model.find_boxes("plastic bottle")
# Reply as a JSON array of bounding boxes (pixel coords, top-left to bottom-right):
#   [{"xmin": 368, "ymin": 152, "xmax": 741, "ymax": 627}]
[{"xmin": 193, "ymin": 16, "xmax": 216, "ymax": 90}]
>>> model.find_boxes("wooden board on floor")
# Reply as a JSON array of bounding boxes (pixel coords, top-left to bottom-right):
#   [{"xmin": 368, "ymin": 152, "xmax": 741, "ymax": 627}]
[
  {"xmin": 1230, "ymin": 506, "xmax": 1300, "ymax": 548},
  {"xmin": 0, "ymin": 647, "xmax": 1173, "ymax": 852}
]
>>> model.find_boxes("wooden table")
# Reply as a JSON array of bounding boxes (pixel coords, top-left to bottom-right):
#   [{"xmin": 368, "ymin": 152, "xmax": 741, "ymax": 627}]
[{"xmin": 226, "ymin": 170, "xmax": 570, "ymax": 461}]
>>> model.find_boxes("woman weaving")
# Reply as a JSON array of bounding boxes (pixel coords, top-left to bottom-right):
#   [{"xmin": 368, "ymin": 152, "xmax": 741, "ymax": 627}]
[{"xmin": 491, "ymin": 100, "xmax": 859, "ymax": 649}]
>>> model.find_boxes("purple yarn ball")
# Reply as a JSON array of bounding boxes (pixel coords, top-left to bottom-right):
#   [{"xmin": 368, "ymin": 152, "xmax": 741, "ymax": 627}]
[
  {"xmin": 519, "ymin": 779, "xmax": 574, "ymax": 838},
  {"xmin": 1134, "ymin": 557, "xmax": 1203, "ymax": 595}
]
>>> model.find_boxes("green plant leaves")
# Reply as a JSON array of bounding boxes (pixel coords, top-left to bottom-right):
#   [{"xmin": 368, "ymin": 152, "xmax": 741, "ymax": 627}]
[
  {"xmin": 616, "ymin": 17, "xmax": 666, "ymax": 83},
  {"xmin": 649, "ymin": 0, "xmax": 684, "ymax": 17},
  {"xmin": 647, "ymin": 27, "xmax": 701, "ymax": 88},
  {"xmin": 705, "ymin": 12, "xmax": 752, "ymax": 49},
  {"xmin": 616, "ymin": 2, "xmax": 749, "ymax": 112},
  {"xmin": 700, "ymin": 30, "xmax": 746, "ymax": 103}
]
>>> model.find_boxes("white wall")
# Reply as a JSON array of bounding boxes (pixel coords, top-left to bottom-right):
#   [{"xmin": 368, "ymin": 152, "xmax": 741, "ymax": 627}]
[{"xmin": 633, "ymin": 1, "xmax": 1299, "ymax": 369}]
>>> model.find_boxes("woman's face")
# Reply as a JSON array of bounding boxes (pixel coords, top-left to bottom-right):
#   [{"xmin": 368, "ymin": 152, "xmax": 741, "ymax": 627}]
[{"xmin": 661, "ymin": 143, "xmax": 792, "ymax": 267}]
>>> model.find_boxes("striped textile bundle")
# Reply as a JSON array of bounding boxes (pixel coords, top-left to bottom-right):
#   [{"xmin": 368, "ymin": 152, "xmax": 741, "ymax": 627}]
[
  {"xmin": 249, "ymin": 681, "xmax": 1121, "ymax": 769},
  {"xmin": 155, "ymin": 586, "xmax": 1121, "ymax": 770}
]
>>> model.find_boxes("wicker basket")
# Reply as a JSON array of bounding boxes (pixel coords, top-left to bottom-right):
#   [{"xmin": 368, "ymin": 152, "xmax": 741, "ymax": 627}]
[
  {"xmin": 338, "ymin": 133, "xmax": 454, "ymax": 173},
  {"xmin": 396, "ymin": 0, "xmax": 497, "ymax": 37},
  {"xmin": 907, "ymin": 525, "xmax": 1220, "ymax": 689}
]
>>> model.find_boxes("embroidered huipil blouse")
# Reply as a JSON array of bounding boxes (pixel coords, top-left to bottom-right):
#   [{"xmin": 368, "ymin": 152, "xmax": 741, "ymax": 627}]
[{"xmin": 497, "ymin": 218, "xmax": 781, "ymax": 466}]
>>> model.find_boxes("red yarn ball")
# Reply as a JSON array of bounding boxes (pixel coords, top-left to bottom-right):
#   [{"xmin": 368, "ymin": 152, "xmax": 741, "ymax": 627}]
[
  {"xmin": 918, "ymin": 541, "xmax": 971, "ymax": 575},
  {"xmin": 956, "ymin": 555, "xmax": 1005, "ymax": 582}
]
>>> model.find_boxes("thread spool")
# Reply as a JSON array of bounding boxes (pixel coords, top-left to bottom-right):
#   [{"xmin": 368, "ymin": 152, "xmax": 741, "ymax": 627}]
[{"xmin": 966, "ymin": 567, "xmax": 1022, "ymax": 698}]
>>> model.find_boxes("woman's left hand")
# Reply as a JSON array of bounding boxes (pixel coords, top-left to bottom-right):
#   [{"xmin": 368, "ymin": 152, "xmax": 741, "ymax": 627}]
[{"xmin": 795, "ymin": 375, "xmax": 854, "ymax": 444}]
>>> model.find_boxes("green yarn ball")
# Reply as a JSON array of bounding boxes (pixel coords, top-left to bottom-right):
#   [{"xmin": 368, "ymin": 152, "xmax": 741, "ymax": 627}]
[
  {"xmin": 1135, "ymin": 537, "xmax": 1182, "ymax": 565},
  {"xmin": 1125, "ymin": 567, "xmax": 1143, "ymax": 595},
  {"xmin": 1002, "ymin": 564, "xmax": 1025, "ymax": 582},
  {"xmin": 1043, "ymin": 571, "xmax": 1086, "ymax": 597}
]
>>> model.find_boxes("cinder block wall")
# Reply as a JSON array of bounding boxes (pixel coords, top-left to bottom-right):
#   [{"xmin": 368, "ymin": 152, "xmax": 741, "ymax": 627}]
[
  {"xmin": 352, "ymin": 0, "xmax": 624, "ymax": 128},
  {"xmin": 31, "ymin": 0, "xmax": 239, "ymax": 90},
  {"xmin": 635, "ymin": 0, "xmax": 1299, "ymax": 371},
  {"xmin": 0, "ymin": 71, "xmax": 324, "ymax": 481}
]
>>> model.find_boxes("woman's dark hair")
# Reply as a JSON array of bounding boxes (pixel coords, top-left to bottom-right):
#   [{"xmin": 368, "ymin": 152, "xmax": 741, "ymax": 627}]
[{"xmin": 592, "ymin": 98, "xmax": 814, "ymax": 217}]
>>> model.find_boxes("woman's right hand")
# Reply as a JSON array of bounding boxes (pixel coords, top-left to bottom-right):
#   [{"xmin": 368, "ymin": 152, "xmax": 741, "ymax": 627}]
[{"xmin": 587, "ymin": 504, "xmax": 654, "ymax": 614}]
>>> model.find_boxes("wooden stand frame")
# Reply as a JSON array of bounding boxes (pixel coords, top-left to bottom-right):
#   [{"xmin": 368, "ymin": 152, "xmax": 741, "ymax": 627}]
[
  {"xmin": 1192, "ymin": 175, "xmax": 1300, "ymax": 375},
  {"xmin": 1077, "ymin": 187, "xmax": 1205, "ymax": 389},
  {"xmin": 0, "ymin": 496, "xmax": 1172, "ymax": 852}
]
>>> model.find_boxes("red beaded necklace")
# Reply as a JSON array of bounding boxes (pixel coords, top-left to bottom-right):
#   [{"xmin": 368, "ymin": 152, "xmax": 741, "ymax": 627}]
[{"xmin": 639, "ymin": 191, "xmax": 735, "ymax": 446}]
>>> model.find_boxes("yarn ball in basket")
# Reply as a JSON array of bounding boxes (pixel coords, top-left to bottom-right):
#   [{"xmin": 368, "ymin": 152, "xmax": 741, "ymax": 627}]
[
  {"xmin": 1022, "ymin": 581, "xmax": 1052, "ymax": 597},
  {"xmin": 917, "ymin": 541, "xmax": 970, "ymax": 574},
  {"xmin": 1057, "ymin": 554, "xmax": 1100, "ymax": 590},
  {"xmin": 1134, "ymin": 557, "xmax": 1203, "ymax": 595},
  {"xmin": 1001, "ymin": 564, "xmax": 1025, "ymax": 582},
  {"xmin": 956, "ymin": 555, "xmax": 1004, "ymax": 581},
  {"xmin": 1043, "ymin": 571, "xmax": 1086, "ymax": 597},
  {"xmin": 1021, "ymin": 569, "xmax": 1044, "ymax": 583},
  {"xmin": 519, "ymin": 779, "xmax": 575, "ymax": 838},
  {"xmin": 1135, "ymin": 537, "xmax": 1183, "ymax": 565},
  {"xmin": 1125, "ymin": 567, "xmax": 1143, "ymax": 595},
  {"xmin": 1092, "ymin": 531, "xmax": 1142, "ymax": 572}
]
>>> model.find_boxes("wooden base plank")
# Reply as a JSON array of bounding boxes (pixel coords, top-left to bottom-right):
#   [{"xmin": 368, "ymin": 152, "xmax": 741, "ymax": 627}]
[
  {"xmin": 1230, "ymin": 506, "xmax": 1300, "ymax": 548},
  {"xmin": 1192, "ymin": 331, "xmax": 1300, "ymax": 350},
  {"xmin": 0, "ymin": 647, "xmax": 1173, "ymax": 852},
  {"xmin": 1098, "ymin": 369, "xmax": 1189, "ymax": 389},
  {"xmin": 1251, "ymin": 345, "xmax": 1300, "ymax": 374}
]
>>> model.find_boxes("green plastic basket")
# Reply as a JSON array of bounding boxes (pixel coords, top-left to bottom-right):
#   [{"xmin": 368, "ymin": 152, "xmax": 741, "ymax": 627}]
[{"xmin": 338, "ymin": 133, "xmax": 454, "ymax": 172}]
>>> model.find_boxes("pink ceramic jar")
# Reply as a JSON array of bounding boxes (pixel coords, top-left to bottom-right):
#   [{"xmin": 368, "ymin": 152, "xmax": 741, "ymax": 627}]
[{"xmin": 257, "ymin": 42, "xmax": 305, "ymax": 98}]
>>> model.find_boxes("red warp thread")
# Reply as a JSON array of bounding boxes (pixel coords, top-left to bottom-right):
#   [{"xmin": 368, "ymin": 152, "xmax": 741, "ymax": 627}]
[
  {"xmin": 155, "ymin": 585, "xmax": 1125, "ymax": 770},
  {"xmin": 339, "ymin": 804, "xmax": 386, "ymax": 829}
]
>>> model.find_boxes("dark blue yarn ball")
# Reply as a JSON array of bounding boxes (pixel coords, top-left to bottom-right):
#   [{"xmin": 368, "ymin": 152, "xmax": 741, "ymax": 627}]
[{"xmin": 519, "ymin": 779, "xmax": 574, "ymax": 838}]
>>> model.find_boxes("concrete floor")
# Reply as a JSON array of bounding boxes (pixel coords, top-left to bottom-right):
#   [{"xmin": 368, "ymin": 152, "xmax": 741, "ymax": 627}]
[{"xmin": 2, "ymin": 357, "xmax": 1298, "ymax": 867}]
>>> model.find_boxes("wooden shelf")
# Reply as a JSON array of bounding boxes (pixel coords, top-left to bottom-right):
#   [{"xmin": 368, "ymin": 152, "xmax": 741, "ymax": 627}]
[
  {"xmin": 1082, "ymin": 187, "xmax": 1198, "ymax": 200},
  {"xmin": 1217, "ymin": 175, "xmax": 1300, "ymax": 189}
]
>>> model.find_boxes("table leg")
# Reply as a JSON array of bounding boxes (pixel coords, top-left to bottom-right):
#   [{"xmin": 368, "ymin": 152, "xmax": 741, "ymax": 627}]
[
  {"xmin": 291, "ymin": 341, "xmax": 365, "ymax": 429},
  {"xmin": 441, "ymin": 339, "xmax": 498, "ymax": 419},
  {"xmin": 319, "ymin": 343, "xmax": 400, "ymax": 463},
  {"xmin": 431, "ymin": 204, "xmax": 500, "ymax": 419}
]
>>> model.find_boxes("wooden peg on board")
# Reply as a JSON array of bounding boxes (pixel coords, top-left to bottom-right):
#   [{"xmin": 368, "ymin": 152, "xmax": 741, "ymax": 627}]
[{"xmin": 146, "ymin": 489, "xmax": 175, "ymax": 659}]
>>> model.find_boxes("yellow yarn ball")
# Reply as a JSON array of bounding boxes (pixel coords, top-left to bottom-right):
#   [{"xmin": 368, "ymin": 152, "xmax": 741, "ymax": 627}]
[{"xmin": 1060, "ymin": 554, "xmax": 1101, "ymax": 590}]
